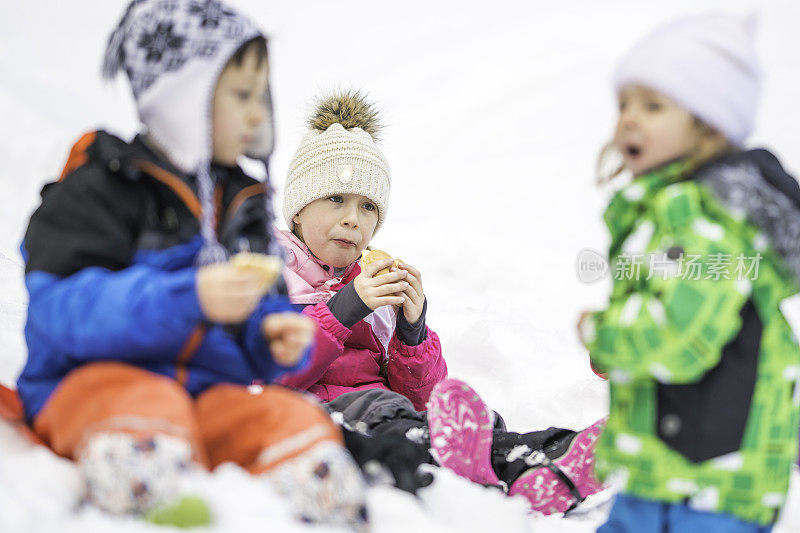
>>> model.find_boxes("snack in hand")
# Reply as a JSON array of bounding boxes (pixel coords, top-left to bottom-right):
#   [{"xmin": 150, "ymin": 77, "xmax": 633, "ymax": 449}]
[
  {"xmin": 230, "ymin": 252, "xmax": 283, "ymax": 291},
  {"xmin": 361, "ymin": 249, "xmax": 402, "ymax": 277}
]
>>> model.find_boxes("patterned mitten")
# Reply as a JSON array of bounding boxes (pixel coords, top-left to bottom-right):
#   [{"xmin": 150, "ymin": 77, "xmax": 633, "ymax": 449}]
[
  {"xmin": 265, "ymin": 441, "xmax": 368, "ymax": 529},
  {"xmin": 78, "ymin": 432, "xmax": 199, "ymax": 517}
]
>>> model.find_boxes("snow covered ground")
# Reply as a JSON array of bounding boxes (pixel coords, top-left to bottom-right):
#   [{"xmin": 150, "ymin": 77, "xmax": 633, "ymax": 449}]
[{"xmin": 1, "ymin": 1, "xmax": 799, "ymax": 531}]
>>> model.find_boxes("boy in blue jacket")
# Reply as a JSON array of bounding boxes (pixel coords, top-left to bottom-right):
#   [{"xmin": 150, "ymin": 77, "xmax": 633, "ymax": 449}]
[{"xmin": 17, "ymin": 0, "xmax": 365, "ymax": 527}]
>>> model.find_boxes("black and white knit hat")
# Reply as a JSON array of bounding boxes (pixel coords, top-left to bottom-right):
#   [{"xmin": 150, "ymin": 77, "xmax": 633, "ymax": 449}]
[{"xmin": 103, "ymin": 0, "xmax": 278, "ymax": 264}]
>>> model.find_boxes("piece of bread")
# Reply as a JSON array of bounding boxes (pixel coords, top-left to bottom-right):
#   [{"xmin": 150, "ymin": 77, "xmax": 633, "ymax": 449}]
[
  {"xmin": 230, "ymin": 252, "xmax": 283, "ymax": 291},
  {"xmin": 361, "ymin": 249, "xmax": 401, "ymax": 276}
]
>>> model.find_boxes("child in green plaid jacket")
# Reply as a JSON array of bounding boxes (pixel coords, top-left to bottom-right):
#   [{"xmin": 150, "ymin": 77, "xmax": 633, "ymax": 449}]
[{"xmin": 580, "ymin": 12, "xmax": 800, "ymax": 533}]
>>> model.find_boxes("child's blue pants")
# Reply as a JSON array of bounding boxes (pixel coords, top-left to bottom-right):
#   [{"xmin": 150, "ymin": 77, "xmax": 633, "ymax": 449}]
[{"xmin": 598, "ymin": 494, "xmax": 774, "ymax": 533}]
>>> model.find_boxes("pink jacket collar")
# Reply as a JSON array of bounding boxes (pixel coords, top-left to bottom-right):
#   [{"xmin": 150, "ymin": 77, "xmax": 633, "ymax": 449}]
[{"xmin": 275, "ymin": 228, "xmax": 361, "ymax": 305}]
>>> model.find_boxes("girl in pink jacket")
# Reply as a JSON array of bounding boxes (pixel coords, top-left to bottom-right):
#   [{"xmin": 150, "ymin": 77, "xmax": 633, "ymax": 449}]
[
  {"xmin": 276, "ymin": 227, "xmax": 444, "ymax": 410},
  {"xmin": 276, "ymin": 91, "xmax": 605, "ymax": 514}
]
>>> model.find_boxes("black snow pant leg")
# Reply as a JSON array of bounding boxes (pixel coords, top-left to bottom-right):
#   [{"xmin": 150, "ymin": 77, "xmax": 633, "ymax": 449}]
[
  {"xmin": 490, "ymin": 426, "xmax": 577, "ymax": 486},
  {"xmin": 324, "ymin": 389, "xmax": 433, "ymax": 460}
]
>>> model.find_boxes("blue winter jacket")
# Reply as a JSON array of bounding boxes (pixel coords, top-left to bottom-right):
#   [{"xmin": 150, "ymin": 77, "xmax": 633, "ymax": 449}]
[{"xmin": 18, "ymin": 131, "xmax": 309, "ymax": 422}]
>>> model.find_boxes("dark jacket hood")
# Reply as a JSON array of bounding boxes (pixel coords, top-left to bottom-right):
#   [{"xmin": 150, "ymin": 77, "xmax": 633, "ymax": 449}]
[{"xmin": 696, "ymin": 149, "xmax": 800, "ymax": 283}]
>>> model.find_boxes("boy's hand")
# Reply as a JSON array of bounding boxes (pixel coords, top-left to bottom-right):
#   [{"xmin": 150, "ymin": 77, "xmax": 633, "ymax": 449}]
[
  {"xmin": 354, "ymin": 258, "xmax": 408, "ymax": 310},
  {"xmin": 396, "ymin": 262, "xmax": 425, "ymax": 325},
  {"xmin": 261, "ymin": 313, "xmax": 316, "ymax": 366},
  {"xmin": 197, "ymin": 263, "xmax": 267, "ymax": 323}
]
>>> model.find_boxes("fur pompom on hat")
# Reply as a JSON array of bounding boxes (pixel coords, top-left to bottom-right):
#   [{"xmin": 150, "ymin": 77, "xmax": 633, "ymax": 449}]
[
  {"xmin": 283, "ymin": 90, "xmax": 390, "ymax": 233},
  {"xmin": 613, "ymin": 12, "xmax": 761, "ymax": 146}
]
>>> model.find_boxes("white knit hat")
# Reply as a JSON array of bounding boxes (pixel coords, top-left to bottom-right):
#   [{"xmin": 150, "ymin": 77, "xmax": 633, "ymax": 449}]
[
  {"xmin": 613, "ymin": 12, "xmax": 761, "ymax": 146},
  {"xmin": 284, "ymin": 92, "xmax": 390, "ymax": 233}
]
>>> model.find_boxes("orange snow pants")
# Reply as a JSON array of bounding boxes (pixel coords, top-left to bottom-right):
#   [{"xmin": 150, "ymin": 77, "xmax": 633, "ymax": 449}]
[{"xmin": 33, "ymin": 362, "xmax": 342, "ymax": 473}]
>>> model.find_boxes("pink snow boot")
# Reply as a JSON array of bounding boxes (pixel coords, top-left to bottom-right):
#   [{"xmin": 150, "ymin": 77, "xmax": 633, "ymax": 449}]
[
  {"xmin": 427, "ymin": 379, "xmax": 500, "ymax": 486},
  {"xmin": 508, "ymin": 418, "xmax": 605, "ymax": 515}
]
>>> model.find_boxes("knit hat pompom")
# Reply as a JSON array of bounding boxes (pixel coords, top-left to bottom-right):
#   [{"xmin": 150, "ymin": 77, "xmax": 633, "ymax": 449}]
[
  {"xmin": 309, "ymin": 90, "xmax": 383, "ymax": 141},
  {"xmin": 283, "ymin": 90, "xmax": 391, "ymax": 234}
]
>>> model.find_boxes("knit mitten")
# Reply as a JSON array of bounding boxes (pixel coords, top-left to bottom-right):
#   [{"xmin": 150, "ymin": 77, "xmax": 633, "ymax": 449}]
[
  {"xmin": 265, "ymin": 441, "xmax": 368, "ymax": 529},
  {"xmin": 78, "ymin": 431, "xmax": 205, "ymax": 521}
]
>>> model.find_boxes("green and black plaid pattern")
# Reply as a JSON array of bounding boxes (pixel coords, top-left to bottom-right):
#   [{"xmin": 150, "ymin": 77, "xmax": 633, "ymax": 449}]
[{"xmin": 587, "ymin": 161, "xmax": 800, "ymax": 525}]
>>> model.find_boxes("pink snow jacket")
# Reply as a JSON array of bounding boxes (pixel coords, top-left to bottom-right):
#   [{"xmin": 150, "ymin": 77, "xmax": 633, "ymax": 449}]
[{"xmin": 275, "ymin": 229, "xmax": 446, "ymax": 411}]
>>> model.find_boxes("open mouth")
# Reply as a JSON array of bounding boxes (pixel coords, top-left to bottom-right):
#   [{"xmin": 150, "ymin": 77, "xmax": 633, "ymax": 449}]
[{"xmin": 625, "ymin": 144, "xmax": 642, "ymax": 158}]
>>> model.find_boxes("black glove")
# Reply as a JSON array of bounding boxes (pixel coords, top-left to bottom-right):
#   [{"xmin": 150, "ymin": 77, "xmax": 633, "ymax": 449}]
[{"xmin": 342, "ymin": 426, "xmax": 434, "ymax": 495}]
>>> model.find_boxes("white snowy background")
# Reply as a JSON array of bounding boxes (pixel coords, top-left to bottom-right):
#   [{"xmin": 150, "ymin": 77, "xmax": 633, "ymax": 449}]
[{"xmin": 1, "ymin": 1, "xmax": 798, "ymax": 532}]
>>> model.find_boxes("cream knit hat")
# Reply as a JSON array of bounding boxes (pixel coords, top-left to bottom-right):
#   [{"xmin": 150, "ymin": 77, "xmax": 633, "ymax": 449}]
[{"xmin": 284, "ymin": 91, "xmax": 390, "ymax": 232}]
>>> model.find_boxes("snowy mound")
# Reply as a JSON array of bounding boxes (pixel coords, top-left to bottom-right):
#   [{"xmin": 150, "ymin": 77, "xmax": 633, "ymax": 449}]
[{"xmin": 1, "ymin": 1, "xmax": 798, "ymax": 531}]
